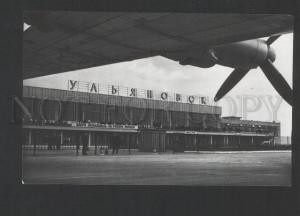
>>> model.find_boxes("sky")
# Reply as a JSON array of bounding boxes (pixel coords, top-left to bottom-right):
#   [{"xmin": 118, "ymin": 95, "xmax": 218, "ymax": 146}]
[{"xmin": 23, "ymin": 32, "xmax": 293, "ymax": 136}]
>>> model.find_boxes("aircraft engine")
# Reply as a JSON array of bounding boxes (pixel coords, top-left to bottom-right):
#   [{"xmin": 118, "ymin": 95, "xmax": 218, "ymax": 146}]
[
  {"xmin": 212, "ymin": 36, "xmax": 292, "ymax": 106},
  {"xmin": 179, "ymin": 49, "xmax": 217, "ymax": 68},
  {"xmin": 211, "ymin": 39, "xmax": 275, "ymax": 69}
]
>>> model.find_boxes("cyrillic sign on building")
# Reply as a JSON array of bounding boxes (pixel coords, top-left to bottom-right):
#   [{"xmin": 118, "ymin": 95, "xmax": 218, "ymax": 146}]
[{"xmin": 67, "ymin": 80, "xmax": 208, "ymax": 105}]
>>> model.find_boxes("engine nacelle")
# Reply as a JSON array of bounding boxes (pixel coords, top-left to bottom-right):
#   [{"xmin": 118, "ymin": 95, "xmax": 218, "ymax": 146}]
[
  {"xmin": 212, "ymin": 39, "xmax": 274, "ymax": 69},
  {"xmin": 179, "ymin": 49, "xmax": 217, "ymax": 68}
]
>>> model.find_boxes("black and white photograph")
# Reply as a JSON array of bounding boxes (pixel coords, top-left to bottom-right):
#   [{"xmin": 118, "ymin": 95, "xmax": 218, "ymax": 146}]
[{"xmin": 21, "ymin": 11, "xmax": 293, "ymax": 185}]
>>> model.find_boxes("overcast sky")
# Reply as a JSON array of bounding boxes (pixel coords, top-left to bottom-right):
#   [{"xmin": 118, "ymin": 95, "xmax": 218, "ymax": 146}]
[{"xmin": 23, "ymin": 33, "xmax": 293, "ymax": 136}]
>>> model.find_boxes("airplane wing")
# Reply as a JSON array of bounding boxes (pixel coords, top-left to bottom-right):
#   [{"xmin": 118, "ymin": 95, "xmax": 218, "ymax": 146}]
[{"xmin": 23, "ymin": 12, "xmax": 293, "ymax": 79}]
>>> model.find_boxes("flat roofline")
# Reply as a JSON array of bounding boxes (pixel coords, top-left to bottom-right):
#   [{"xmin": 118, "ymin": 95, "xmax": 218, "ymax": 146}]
[
  {"xmin": 166, "ymin": 130, "xmax": 273, "ymax": 137},
  {"xmin": 22, "ymin": 85, "xmax": 222, "ymax": 114},
  {"xmin": 23, "ymin": 125, "xmax": 138, "ymax": 133},
  {"xmin": 23, "ymin": 125, "xmax": 273, "ymax": 137},
  {"xmin": 221, "ymin": 118, "xmax": 280, "ymax": 125},
  {"xmin": 22, "ymin": 85, "xmax": 219, "ymax": 107}
]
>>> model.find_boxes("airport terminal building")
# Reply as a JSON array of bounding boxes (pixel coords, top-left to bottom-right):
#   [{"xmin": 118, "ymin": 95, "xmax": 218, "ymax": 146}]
[{"xmin": 22, "ymin": 80, "xmax": 282, "ymax": 153}]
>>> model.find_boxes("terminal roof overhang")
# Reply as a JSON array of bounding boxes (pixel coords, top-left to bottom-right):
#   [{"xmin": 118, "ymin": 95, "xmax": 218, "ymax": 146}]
[{"xmin": 23, "ymin": 12, "xmax": 293, "ymax": 79}]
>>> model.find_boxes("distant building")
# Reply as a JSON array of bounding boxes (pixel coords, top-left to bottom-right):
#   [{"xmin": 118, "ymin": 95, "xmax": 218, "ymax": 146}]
[
  {"xmin": 221, "ymin": 116, "xmax": 280, "ymax": 137},
  {"xmin": 21, "ymin": 82, "xmax": 283, "ymax": 152}
]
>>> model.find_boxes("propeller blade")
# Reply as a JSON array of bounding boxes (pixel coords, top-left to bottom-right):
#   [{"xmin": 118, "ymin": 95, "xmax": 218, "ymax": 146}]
[
  {"xmin": 260, "ymin": 59, "xmax": 293, "ymax": 106},
  {"xmin": 214, "ymin": 68, "xmax": 249, "ymax": 102},
  {"xmin": 266, "ymin": 35, "xmax": 281, "ymax": 46}
]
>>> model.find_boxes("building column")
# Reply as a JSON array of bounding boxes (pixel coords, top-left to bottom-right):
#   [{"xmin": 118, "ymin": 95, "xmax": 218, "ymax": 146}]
[
  {"xmin": 185, "ymin": 113, "xmax": 190, "ymax": 127},
  {"xmin": 82, "ymin": 110, "xmax": 85, "ymax": 122},
  {"xmin": 169, "ymin": 111, "xmax": 172, "ymax": 129},
  {"xmin": 150, "ymin": 109, "xmax": 153, "ymax": 128},
  {"xmin": 128, "ymin": 134, "xmax": 131, "ymax": 155},
  {"xmin": 105, "ymin": 133, "xmax": 108, "ymax": 147},
  {"xmin": 28, "ymin": 129, "xmax": 32, "ymax": 145},
  {"xmin": 130, "ymin": 110, "xmax": 133, "ymax": 125},
  {"xmin": 94, "ymin": 134, "xmax": 98, "ymax": 155},
  {"xmin": 88, "ymin": 132, "xmax": 91, "ymax": 147},
  {"xmin": 60, "ymin": 131, "xmax": 63, "ymax": 145}
]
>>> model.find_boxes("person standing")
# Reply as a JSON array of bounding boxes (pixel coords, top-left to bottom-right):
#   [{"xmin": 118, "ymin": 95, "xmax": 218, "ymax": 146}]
[
  {"xmin": 173, "ymin": 136, "xmax": 178, "ymax": 154},
  {"xmin": 115, "ymin": 135, "xmax": 120, "ymax": 155},
  {"xmin": 56, "ymin": 133, "xmax": 61, "ymax": 150},
  {"xmin": 45, "ymin": 134, "xmax": 50, "ymax": 150},
  {"xmin": 112, "ymin": 134, "xmax": 116, "ymax": 155},
  {"xmin": 112, "ymin": 133, "xmax": 120, "ymax": 155},
  {"xmin": 76, "ymin": 135, "xmax": 80, "ymax": 156},
  {"xmin": 82, "ymin": 133, "xmax": 88, "ymax": 155}
]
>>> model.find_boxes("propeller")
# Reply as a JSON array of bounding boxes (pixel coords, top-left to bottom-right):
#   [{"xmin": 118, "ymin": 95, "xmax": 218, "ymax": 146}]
[
  {"xmin": 266, "ymin": 35, "xmax": 281, "ymax": 45},
  {"xmin": 214, "ymin": 35, "xmax": 293, "ymax": 106}
]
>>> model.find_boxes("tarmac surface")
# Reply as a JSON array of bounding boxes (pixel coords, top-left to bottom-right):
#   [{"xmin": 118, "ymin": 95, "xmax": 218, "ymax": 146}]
[{"xmin": 22, "ymin": 150, "xmax": 291, "ymax": 185}]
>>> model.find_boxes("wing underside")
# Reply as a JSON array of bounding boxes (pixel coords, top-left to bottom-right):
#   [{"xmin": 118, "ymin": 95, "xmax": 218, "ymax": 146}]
[{"xmin": 23, "ymin": 12, "xmax": 293, "ymax": 79}]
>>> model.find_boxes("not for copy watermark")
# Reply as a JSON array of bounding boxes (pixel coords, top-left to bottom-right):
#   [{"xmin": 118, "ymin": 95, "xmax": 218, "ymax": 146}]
[{"xmin": 9, "ymin": 93, "xmax": 288, "ymax": 124}]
